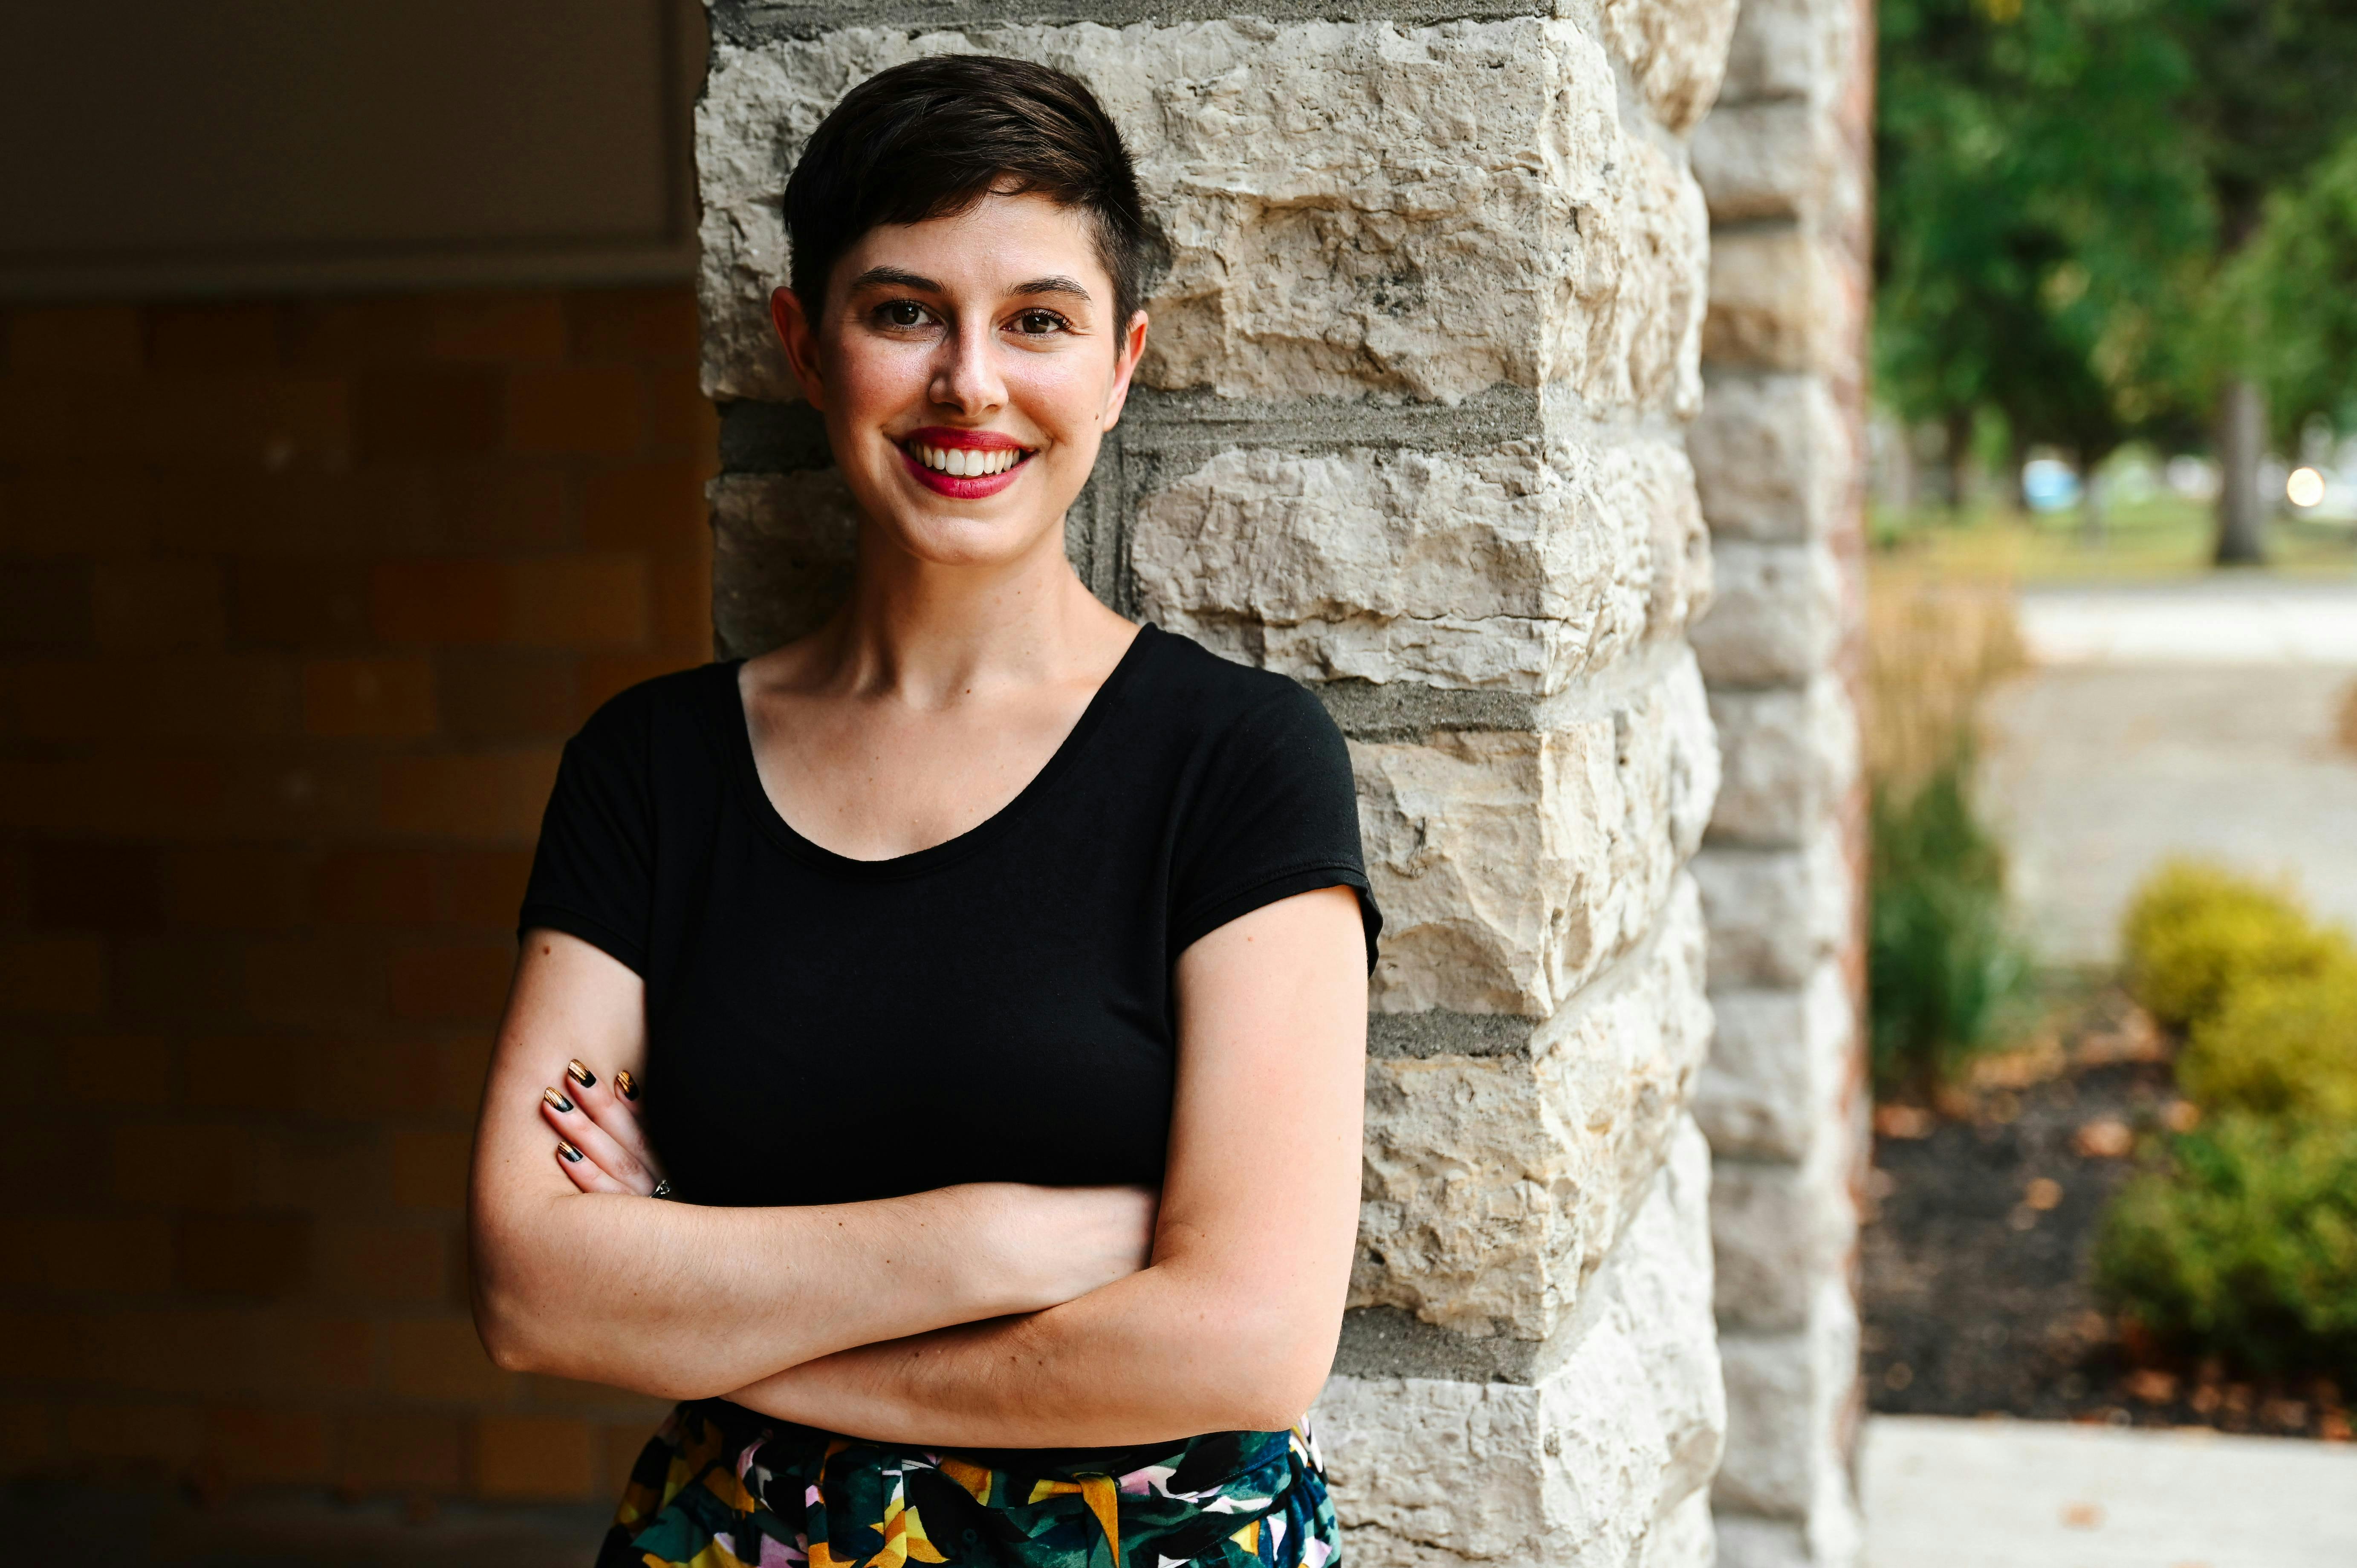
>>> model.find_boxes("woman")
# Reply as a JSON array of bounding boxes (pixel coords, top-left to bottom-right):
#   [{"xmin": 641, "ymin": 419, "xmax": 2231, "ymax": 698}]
[{"xmin": 467, "ymin": 55, "xmax": 1378, "ymax": 1568}]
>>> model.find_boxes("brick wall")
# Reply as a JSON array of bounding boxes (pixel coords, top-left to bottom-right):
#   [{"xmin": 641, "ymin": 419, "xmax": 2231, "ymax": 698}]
[{"xmin": 0, "ymin": 286, "xmax": 710, "ymax": 1507}]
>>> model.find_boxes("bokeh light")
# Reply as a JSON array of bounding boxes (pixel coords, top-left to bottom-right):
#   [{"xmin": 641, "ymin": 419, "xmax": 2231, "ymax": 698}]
[{"xmin": 2286, "ymin": 466, "xmax": 2326, "ymax": 508}]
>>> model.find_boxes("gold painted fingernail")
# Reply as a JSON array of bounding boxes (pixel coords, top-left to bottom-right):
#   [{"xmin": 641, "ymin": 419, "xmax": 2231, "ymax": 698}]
[
  {"xmin": 613, "ymin": 1070, "xmax": 637, "ymax": 1101},
  {"xmin": 565, "ymin": 1059, "xmax": 596, "ymax": 1089},
  {"xmin": 556, "ymin": 1140, "xmax": 584, "ymax": 1163},
  {"xmin": 543, "ymin": 1087, "xmax": 575, "ymax": 1113}
]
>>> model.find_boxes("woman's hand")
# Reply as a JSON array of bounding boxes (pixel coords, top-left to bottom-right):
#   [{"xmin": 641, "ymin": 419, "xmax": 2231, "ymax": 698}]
[
  {"xmin": 538, "ymin": 1057, "xmax": 671, "ymax": 1197},
  {"xmin": 531, "ymin": 1061, "xmax": 1155, "ymax": 1312}
]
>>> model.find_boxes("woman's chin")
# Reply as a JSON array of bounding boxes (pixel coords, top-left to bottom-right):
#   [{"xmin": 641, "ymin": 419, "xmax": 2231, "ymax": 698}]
[{"xmin": 873, "ymin": 510, "xmax": 1064, "ymax": 571}]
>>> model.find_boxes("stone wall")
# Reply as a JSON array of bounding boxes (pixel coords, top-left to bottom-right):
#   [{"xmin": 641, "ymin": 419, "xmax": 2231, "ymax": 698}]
[
  {"xmin": 696, "ymin": 3, "xmax": 1755, "ymax": 1562},
  {"xmin": 1689, "ymin": 0, "xmax": 1874, "ymax": 1559}
]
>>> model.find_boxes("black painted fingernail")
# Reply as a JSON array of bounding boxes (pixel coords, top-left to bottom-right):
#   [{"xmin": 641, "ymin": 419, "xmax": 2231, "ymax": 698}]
[
  {"xmin": 556, "ymin": 1140, "xmax": 584, "ymax": 1163},
  {"xmin": 543, "ymin": 1086, "xmax": 575, "ymax": 1113},
  {"xmin": 613, "ymin": 1070, "xmax": 638, "ymax": 1101},
  {"xmin": 565, "ymin": 1059, "xmax": 596, "ymax": 1089}
]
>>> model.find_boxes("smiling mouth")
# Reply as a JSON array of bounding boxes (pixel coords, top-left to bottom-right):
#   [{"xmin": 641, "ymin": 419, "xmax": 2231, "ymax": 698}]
[{"xmin": 902, "ymin": 439, "xmax": 1032, "ymax": 478}]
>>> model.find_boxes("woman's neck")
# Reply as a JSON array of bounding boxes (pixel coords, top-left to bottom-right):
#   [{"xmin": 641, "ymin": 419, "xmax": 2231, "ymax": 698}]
[{"xmin": 798, "ymin": 523, "xmax": 1135, "ymax": 708}]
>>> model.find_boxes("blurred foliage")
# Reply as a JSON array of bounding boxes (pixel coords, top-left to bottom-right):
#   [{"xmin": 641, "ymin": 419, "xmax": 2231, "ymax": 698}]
[
  {"xmin": 2183, "ymin": 963, "xmax": 2357, "ymax": 1121},
  {"xmin": 2095, "ymin": 1113, "xmax": 2357, "ymax": 1380},
  {"xmin": 1877, "ymin": 0, "xmax": 2357, "ymax": 465},
  {"xmin": 1862, "ymin": 554, "xmax": 2024, "ymax": 795},
  {"xmin": 1864, "ymin": 556, "xmax": 2031, "ymax": 1093},
  {"xmin": 2101, "ymin": 862, "xmax": 2357, "ymax": 1380},
  {"xmin": 2120, "ymin": 860, "xmax": 2348, "ymax": 1032},
  {"xmin": 1877, "ymin": 0, "xmax": 2212, "ymax": 462},
  {"xmin": 2214, "ymin": 131, "xmax": 2357, "ymax": 439},
  {"xmin": 1868, "ymin": 756, "xmax": 2035, "ymax": 1093}
]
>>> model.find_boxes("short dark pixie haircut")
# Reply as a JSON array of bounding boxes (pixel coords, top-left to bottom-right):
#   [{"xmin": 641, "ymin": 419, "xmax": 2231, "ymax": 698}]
[{"xmin": 783, "ymin": 55, "xmax": 1149, "ymax": 331}]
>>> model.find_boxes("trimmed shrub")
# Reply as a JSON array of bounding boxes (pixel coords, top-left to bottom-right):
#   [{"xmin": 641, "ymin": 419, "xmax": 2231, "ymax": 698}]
[
  {"xmin": 1868, "ymin": 755, "xmax": 2032, "ymax": 1092},
  {"xmin": 2120, "ymin": 861, "xmax": 2347, "ymax": 1033},
  {"xmin": 2181, "ymin": 963, "xmax": 2357, "ymax": 1120},
  {"xmin": 2095, "ymin": 1114, "xmax": 2357, "ymax": 1380}
]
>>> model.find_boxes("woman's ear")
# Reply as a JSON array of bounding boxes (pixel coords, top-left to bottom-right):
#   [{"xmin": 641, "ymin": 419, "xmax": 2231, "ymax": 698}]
[
  {"xmin": 770, "ymin": 286, "xmax": 827, "ymax": 410},
  {"xmin": 1099, "ymin": 310, "xmax": 1150, "ymax": 432}
]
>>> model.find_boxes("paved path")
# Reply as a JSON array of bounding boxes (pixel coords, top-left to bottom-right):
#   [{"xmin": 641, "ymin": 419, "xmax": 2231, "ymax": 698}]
[
  {"xmin": 1979, "ymin": 583, "xmax": 2357, "ymax": 965},
  {"xmin": 1861, "ymin": 1415, "xmax": 2357, "ymax": 1567},
  {"xmin": 2016, "ymin": 582, "xmax": 2357, "ymax": 665}
]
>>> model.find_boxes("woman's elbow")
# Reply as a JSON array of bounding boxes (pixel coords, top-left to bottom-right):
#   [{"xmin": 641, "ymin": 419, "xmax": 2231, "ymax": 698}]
[
  {"xmin": 1232, "ymin": 1355, "xmax": 1333, "ymax": 1433},
  {"xmin": 466, "ymin": 1198, "xmax": 571, "ymax": 1375},
  {"xmin": 470, "ymin": 1264, "xmax": 557, "ymax": 1375},
  {"xmin": 1203, "ymin": 1312, "xmax": 1338, "ymax": 1433}
]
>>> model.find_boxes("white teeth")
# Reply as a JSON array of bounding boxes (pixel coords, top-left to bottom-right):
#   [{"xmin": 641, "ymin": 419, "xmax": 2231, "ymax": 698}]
[{"xmin": 913, "ymin": 442, "xmax": 1024, "ymax": 477}]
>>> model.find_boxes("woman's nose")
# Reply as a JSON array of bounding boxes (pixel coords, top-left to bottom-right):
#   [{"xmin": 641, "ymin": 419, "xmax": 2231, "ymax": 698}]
[{"xmin": 931, "ymin": 317, "xmax": 1006, "ymax": 415}]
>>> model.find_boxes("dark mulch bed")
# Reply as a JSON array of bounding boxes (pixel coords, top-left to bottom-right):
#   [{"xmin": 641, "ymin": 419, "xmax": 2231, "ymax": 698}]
[{"xmin": 1860, "ymin": 983, "xmax": 2352, "ymax": 1442}]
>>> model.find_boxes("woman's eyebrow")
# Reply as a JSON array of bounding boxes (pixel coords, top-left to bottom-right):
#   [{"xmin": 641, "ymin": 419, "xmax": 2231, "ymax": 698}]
[
  {"xmin": 1011, "ymin": 276, "xmax": 1092, "ymax": 301},
  {"xmin": 847, "ymin": 266, "xmax": 942, "ymax": 294}
]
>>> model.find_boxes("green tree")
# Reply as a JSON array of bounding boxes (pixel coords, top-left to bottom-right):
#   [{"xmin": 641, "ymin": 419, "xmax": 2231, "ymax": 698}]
[
  {"xmin": 2156, "ymin": 0, "xmax": 2357, "ymax": 560},
  {"xmin": 2215, "ymin": 129, "xmax": 2357, "ymax": 446},
  {"xmin": 1876, "ymin": 0, "xmax": 2209, "ymax": 513}
]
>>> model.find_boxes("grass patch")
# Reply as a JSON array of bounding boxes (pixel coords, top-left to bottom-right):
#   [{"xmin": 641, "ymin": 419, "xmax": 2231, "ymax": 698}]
[
  {"xmin": 1868, "ymin": 757, "xmax": 2035, "ymax": 1094},
  {"xmin": 1865, "ymin": 549, "xmax": 2034, "ymax": 1093}
]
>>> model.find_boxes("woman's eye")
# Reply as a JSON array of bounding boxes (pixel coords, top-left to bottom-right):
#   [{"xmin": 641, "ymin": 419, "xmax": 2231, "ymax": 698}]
[
  {"xmin": 882, "ymin": 300, "xmax": 927, "ymax": 328},
  {"xmin": 1012, "ymin": 310, "xmax": 1068, "ymax": 335}
]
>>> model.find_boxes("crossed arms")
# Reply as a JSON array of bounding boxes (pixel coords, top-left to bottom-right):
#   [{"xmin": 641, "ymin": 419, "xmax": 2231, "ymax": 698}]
[{"xmin": 465, "ymin": 885, "xmax": 1367, "ymax": 1448}]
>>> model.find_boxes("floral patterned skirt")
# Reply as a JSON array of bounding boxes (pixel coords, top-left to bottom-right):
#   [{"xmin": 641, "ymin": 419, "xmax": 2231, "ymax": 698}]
[{"xmin": 596, "ymin": 1399, "xmax": 1341, "ymax": 1568}]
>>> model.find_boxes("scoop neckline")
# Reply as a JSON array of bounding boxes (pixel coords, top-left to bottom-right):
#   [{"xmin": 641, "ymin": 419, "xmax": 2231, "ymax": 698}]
[{"xmin": 715, "ymin": 623, "xmax": 1158, "ymax": 880}]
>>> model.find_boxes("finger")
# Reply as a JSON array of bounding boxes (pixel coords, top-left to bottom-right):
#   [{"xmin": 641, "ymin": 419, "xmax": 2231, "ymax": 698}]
[
  {"xmin": 554, "ymin": 1138, "xmax": 633, "ymax": 1194},
  {"xmin": 539, "ymin": 1085, "xmax": 654, "ymax": 1194},
  {"xmin": 566, "ymin": 1060, "xmax": 668, "ymax": 1183}
]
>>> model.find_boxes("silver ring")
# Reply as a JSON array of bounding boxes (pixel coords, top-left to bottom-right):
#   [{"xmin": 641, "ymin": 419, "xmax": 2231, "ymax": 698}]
[{"xmin": 650, "ymin": 1178, "xmax": 675, "ymax": 1200}]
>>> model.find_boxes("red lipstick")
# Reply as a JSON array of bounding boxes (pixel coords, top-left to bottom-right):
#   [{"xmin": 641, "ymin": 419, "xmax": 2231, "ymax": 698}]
[{"xmin": 898, "ymin": 426, "xmax": 1034, "ymax": 499}]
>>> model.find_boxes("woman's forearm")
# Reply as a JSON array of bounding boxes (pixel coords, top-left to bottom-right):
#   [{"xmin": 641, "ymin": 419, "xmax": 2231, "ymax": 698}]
[
  {"xmin": 470, "ymin": 1181, "xmax": 1059, "ymax": 1400},
  {"xmin": 469, "ymin": 932, "xmax": 1153, "ymax": 1400},
  {"xmin": 721, "ymin": 1255, "xmax": 1336, "ymax": 1447}
]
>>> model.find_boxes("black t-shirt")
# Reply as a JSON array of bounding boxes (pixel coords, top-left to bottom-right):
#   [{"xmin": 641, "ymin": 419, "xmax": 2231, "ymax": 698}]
[{"xmin": 517, "ymin": 624, "xmax": 1380, "ymax": 1211}]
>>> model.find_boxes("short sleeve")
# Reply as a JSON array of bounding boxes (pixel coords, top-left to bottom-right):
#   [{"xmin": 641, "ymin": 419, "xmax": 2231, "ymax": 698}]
[
  {"xmin": 1168, "ymin": 681, "xmax": 1382, "ymax": 970},
  {"xmin": 517, "ymin": 689, "xmax": 657, "ymax": 975}
]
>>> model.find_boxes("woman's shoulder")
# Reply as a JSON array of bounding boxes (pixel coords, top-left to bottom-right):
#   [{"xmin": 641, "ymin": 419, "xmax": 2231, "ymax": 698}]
[
  {"xmin": 564, "ymin": 660, "xmax": 743, "ymax": 765},
  {"xmin": 1127, "ymin": 625, "xmax": 1339, "ymax": 741}
]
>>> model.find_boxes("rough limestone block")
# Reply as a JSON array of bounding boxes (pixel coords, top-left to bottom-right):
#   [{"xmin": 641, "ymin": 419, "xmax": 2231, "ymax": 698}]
[
  {"xmin": 1322, "ymin": 1118, "xmax": 1724, "ymax": 1567},
  {"xmin": 709, "ymin": 471, "xmax": 859, "ymax": 659},
  {"xmin": 1705, "ymin": 674, "xmax": 1858, "ymax": 847},
  {"xmin": 1353, "ymin": 653, "xmax": 1717, "ymax": 1017},
  {"xmin": 1602, "ymin": 0, "xmax": 1742, "ymax": 135},
  {"xmin": 1703, "ymin": 226, "xmax": 1853, "ymax": 377},
  {"xmin": 696, "ymin": 20, "xmax": 1709, "ymax": 410},
  {"xmin": 1133, "ymin": 436, "xmax": 1710, "ymax": 694},
  {"xmin": 1689, "ymin": 373, "xmax": 1851, "ymax": 543},
  {"xmin": 1710, "ymin": 1133, "xmax": 1857, "ymax": 1334},
  {"xmin": 1695, "ymin": 959, "xmax": 1852, "ymax": 1164},
  {"xmin": 1693, "ymin": 821, "xmax": 1851, "ymax": 990},
  {"xmin": 1644, "ymin": 1490, "xmax": 1719, "ymax": 1568},
  {"xmin": 1718, "ymin": 0, "xmax": 1855, "ymax": 106},
  {"xmin": 1691, "ymin": 98, "xmax": 1832, "ymax": 223},
  {"xmin": 1714, "ymin": 1281, "xmax": 1862, "ymax": 1546},
  {"xmin": 1690, "ymin": 541, "xmax": 1845, "ymax": 689},
  {"xmin": 1717, "ymin": 1513, "xmax": 1825, "ymax": 1568},
  {"xmin": 1355, "ymin": 879, "xmax": 1711, "ymax": 1337}
]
